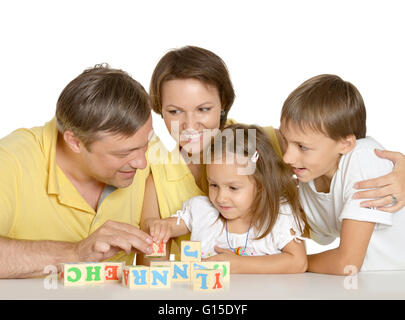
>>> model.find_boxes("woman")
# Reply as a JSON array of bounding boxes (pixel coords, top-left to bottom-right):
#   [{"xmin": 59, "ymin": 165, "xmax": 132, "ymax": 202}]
[{"xmin": 140, "ymin": 45, "xmax": 405, "ymax": 263}]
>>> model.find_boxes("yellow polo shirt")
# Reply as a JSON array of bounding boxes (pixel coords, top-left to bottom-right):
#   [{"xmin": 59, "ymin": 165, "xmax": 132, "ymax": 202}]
[
  {"xmin": 147, "ymin": 119, "xmax": 282, "ymax": 259},
  {"xmin": 0, "ymin": 118, "xmax": 149, "ymax": 264}
]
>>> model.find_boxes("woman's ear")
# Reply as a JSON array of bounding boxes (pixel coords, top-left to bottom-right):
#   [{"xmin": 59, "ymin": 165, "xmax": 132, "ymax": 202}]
[{"xmin": 339, "ymin": 134, "xmax": 356, "ymax": 155}]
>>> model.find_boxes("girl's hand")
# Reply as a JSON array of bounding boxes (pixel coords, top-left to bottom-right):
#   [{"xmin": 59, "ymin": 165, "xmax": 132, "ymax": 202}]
[
  {"xmin": 147, "ymin": 218, "xmax": 172, "ymax": 244},
  {"xmin": 205, "ymin": 246, "xmax": 241, "ymax": 273},
  {"xmin": 353, "ymin": 149, "xmax": 405, "ymax": 212}
]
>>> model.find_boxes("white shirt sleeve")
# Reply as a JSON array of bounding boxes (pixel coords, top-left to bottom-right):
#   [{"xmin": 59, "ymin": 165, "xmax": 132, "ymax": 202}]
[
  {"xmin": 171, "ymin": 196, "xmax": 220, "ymax": 234},
  {"xmin": 339, "ymin": 147, "xmax": 393, "ymax": 227},
  {"xmin": 272, "ymin": 204, "xmax": 305, "ymax": 251}
]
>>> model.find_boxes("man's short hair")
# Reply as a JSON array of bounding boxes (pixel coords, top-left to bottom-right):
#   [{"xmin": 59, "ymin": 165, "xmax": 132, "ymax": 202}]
[
  {"xmin": 56, "ymin": 63, "xmax": 151, "ymax": 149},
  {"xmin": 281, "ymin": 74, "xmax": 367, "ymax": 140}
]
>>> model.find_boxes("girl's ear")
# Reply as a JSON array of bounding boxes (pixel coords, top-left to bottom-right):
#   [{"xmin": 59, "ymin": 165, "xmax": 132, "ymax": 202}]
[{"xmin": 339, "ymin": 134, "xmax": 356, "ymax": 155}]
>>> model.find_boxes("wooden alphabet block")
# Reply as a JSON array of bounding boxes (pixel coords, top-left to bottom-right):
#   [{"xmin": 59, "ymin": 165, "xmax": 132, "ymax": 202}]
[
  {"xmin": 150, "ymin": 260, "xmax": 171, "ymax": 267},
  {"xmin": 122, "ymin": 265, "xmax": 150, "ymax": 289},
  {"xmin": 181, "ymin": 241, "xmax": 201, "ymax": 262},
  {"xmin": 192, "ymin": 269, "xmax": 224, "ymax": 291},
  {"xmin": 146, "ymin": 241, "xmax": 166, "ymax": 257},
  {"xmin": 62, "ymin": 263, "xmax": 85, "ymax": 286},
  {"xmin": 190, "ymin": 261, "xmax": 230, "ymax": 282},
  {"xmin": 208, "ymin": 261, "xmax": 230, "ymax": 283},
  {"xmin": 103, "ymin": 262, "xmax": 123, "ymax": 282},
  {"xmin": 62, "ymin": 262, "xmax": 105, "ymax": 286},
  {"xmin": 150, "ymin": 266, "xmax": 171, "ymax": 288},
  {"xmin": 190, "ymin": 261, "xmax": 211, "ymax": 279},
  {"xmin": 171, "ymin": 261, "xmax": 190, "ymax": 282}
]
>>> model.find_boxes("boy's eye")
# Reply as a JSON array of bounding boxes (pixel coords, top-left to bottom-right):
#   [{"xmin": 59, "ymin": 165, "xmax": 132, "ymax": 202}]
[{"xmin": 299, "ymin": 144, "xmax": 309, "ymax": 151}]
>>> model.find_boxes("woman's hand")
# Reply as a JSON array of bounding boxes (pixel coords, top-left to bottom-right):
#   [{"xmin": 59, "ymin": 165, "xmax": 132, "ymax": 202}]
[{"xmin": 353, "ymin": 149, "xmax": 405, "ymax": 212}]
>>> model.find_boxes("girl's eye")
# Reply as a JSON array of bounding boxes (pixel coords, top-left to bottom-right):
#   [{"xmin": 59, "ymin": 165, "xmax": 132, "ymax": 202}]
[
  {"xmin": 209, "ymin": 183, "xmax": 217, "ymax": 188},
  {"xmin": 299, "ymin": 144, "xmax": 308, "ymax": 151}
]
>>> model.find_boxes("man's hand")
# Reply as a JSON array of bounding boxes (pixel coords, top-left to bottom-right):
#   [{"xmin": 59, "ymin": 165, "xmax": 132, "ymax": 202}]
[
  {"xmin": 73, "ymin": 220, "xmax": 153, "ymax": 262},
  {"xmin": 353, "ymin": 149, "xmax": 405, "ymax": 212}
]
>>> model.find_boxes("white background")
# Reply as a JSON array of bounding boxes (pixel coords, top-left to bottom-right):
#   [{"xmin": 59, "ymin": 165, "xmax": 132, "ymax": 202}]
[{"xmin": 1, "ymin": 0, "xmax": 404, "ymax": 254}]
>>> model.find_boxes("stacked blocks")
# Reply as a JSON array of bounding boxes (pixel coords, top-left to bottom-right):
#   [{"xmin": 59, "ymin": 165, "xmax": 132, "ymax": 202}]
[{"xmin": 60, "ymin": 241, "xmax": 229, "ymax": 291}]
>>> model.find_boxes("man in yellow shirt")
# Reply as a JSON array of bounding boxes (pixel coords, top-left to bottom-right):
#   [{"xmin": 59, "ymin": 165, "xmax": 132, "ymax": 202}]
[{"xmin": 0, "ymin": 64, "xmax": 154, "ymax": 278}]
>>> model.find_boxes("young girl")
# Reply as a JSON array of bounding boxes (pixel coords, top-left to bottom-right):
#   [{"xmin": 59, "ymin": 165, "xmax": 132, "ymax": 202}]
[{"xmin": 144, "ymin": 124, "xmax": 308, "ymax": 274}]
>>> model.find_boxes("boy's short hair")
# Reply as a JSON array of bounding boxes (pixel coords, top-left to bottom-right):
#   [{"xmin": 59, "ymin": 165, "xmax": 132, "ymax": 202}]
[
  {"xmin": 281, "ymin": 74, "xmax": 366, "ymax": 140},
  {"xmin": 56, "ymin": 63, "xmax": 151, "ymax": 150},
  {"xmin": 149, "ymin": 46, "xmax": 235, "ymax": 129}
]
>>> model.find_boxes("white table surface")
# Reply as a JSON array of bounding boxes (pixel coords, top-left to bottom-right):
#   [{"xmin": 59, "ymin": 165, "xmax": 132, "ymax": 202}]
[{"xmin": 1, "ymin": 271, "xmax": 405, "ymax": 300}]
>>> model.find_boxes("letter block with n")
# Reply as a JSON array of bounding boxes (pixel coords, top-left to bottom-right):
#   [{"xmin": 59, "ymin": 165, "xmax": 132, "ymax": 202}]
[
  {"xmin": 150, "ymin": 266, "xmax": 171, "ymax": 288},
  {"xmin": 171, "ymin": 261, "xmax": 190, "ymax": 282}
]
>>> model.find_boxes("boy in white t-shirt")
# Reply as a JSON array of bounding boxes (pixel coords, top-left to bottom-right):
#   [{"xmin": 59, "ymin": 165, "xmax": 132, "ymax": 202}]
[{"xmin": 279, "ymin": 74, "xmax": 405, "ymax": 274}]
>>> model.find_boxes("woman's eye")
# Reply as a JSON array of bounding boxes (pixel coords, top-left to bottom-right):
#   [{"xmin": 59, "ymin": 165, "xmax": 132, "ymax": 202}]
[
  {"xmin": 168, "ymin": 110, "xmax": 181, "ymax": 115},
  {"xmin": 199, "ymin": 107, "xmax": 211, "ymax": 112},
  {"xmin": 230, "ymin": 186, "xmax": 239, "ymax": 191}
]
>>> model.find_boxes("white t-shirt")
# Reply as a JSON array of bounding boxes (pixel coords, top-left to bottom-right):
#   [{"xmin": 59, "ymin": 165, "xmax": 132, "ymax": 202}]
[
  {"xmin": 172, "ymin": 195, "xmax": 304, "ymax": 258},
  {"xmin": 299, "ymin": 137, "xmax": 405, "ymax": 271}
]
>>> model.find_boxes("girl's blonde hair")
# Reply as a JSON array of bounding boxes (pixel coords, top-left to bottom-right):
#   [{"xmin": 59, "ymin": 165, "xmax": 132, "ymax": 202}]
[{"xmin": 208, "ymin": 123, "xmax": 307, "ymax": 239}]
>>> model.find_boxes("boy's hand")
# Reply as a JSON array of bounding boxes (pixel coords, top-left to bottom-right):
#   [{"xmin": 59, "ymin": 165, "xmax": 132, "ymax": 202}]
[{"xmin": 148, "ymin": 218, "xmax": 173, "ymax": 244}]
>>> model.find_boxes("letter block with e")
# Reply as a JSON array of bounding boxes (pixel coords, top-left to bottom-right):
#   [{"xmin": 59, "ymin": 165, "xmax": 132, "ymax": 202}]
[
  {"xmin": 181, "ymin": 241, "xmax": 201, "ymax": 262},
  {"xmin": 103, "ymin": 262, "xmax": 123, "ymax": 282}
]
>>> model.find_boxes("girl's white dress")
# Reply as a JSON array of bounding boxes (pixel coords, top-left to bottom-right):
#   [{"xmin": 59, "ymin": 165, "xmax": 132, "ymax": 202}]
[{"xmin": 172, "ymin": 195, "xmax": 304, "ymax": 258}]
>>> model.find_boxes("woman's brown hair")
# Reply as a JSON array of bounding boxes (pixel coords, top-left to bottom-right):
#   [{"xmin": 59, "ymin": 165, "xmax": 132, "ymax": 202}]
[
  {"xmin": 149, "ymin": 46, "xmax": 235, "ymax": 129},
  {"xmin": 208, "ymin": 123, "xmax": 307, "ymax": 239}
]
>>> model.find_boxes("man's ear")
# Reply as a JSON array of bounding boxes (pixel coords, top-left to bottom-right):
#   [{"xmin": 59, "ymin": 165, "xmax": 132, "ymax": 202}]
[
  {"xmin": 63, "ymin": 130, "xmax": 83, "ymax": 153},
  {"xmin": 339, "ymin": 134, "xmax": 356, "ymax": 155}
]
